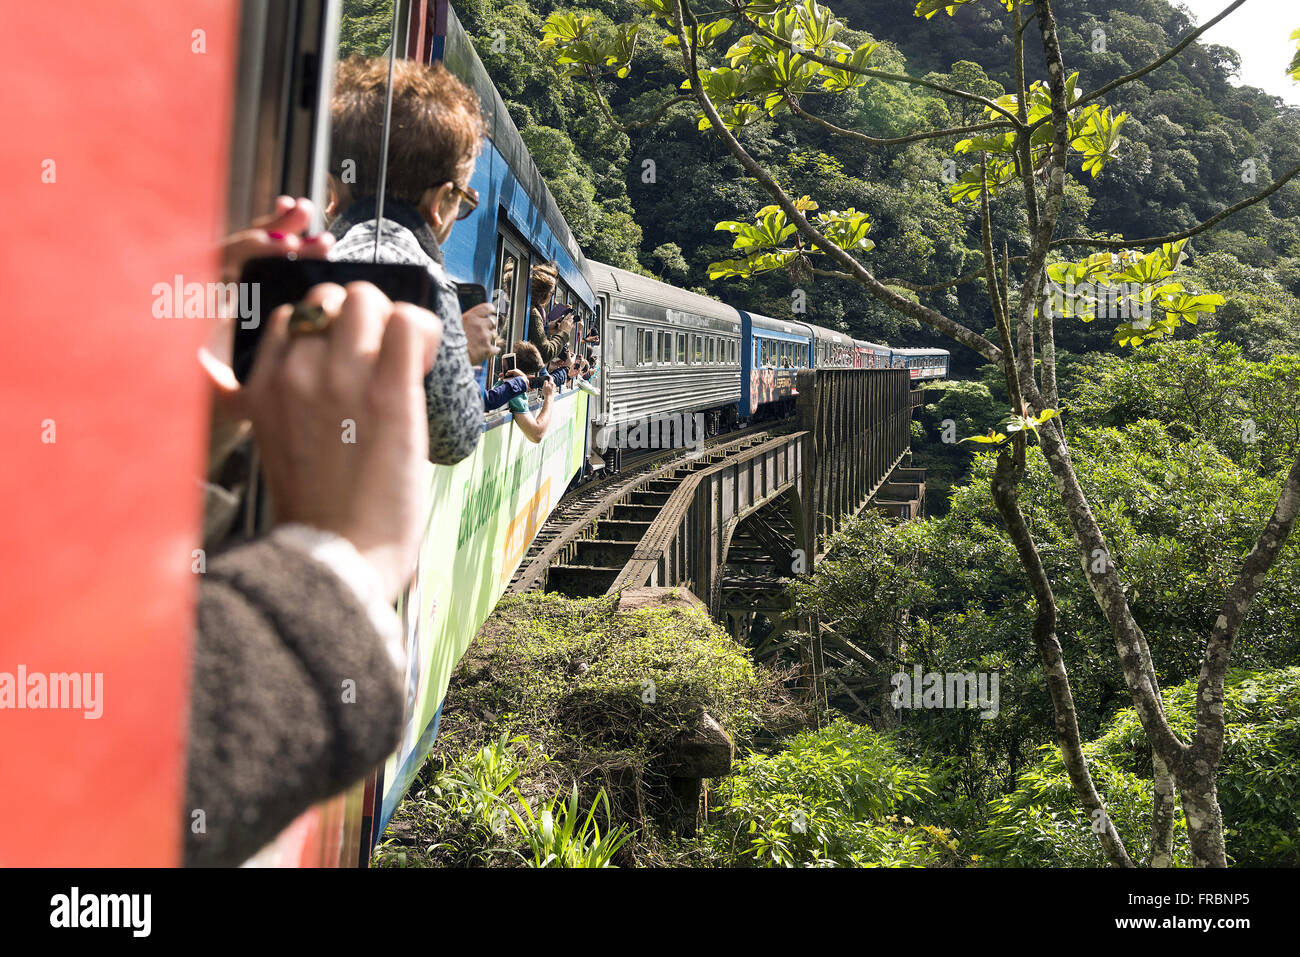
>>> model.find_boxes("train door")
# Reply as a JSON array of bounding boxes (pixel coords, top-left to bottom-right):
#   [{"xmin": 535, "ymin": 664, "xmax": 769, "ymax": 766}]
[{"xmin": 596, "ymin": 293, "xmax": 611, "ymax": 415}]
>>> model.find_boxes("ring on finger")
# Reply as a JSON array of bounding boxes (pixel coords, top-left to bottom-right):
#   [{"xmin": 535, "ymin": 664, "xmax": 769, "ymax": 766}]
[{"xmin": 288, "ymin": 302, "xmax": 333, "ymax": 335}]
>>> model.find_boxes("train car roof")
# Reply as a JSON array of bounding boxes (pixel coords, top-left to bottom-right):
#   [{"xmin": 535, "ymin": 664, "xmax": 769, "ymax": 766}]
[
  {"xmin": 808, "ymin": 324, "xmax": 854, "ymax": 345},
  {"xmin": 587, "ymin": 260, "xmax": 741, "ymax": 326},
  {"xmin": 890, "ymin": 346, "xmax": 951, "ymax": 355},
  {"xmin": 742, "ymin": 311, "xmax": 812, "ymax": 338},
  {"xmin": 854, "ymin": 340, "xmax": 890, "ymax": 351}
]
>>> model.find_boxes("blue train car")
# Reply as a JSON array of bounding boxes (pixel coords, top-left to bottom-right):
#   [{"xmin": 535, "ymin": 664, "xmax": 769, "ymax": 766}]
[
  {"xmin": 359, "ymin": 0, "xmax": 601, "ymax": 845},
  {"xmin": 740, "ymin": 311, "xmax": 813, "ymax": 417},
  {"xmin": 889, "ymin": 347, "xmax": 952, "ymax": 381},
  {"xmin": 433, "ymin": 0, "xmax": 595, "ymax": 381}
]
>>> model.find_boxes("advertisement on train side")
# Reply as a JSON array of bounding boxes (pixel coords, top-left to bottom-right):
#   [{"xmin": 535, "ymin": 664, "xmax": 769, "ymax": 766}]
[
  {"xmin": 385, "ymin": 390, "xmax": 589, "ymax": 832},
  {"xmin": 245, "ymin": 390, "xmax": 589, "ymax": 866}
]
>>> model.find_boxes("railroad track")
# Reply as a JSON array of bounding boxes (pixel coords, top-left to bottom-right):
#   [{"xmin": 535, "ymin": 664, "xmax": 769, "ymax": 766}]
[{"xmin": 508, "ymin": 419, "xmax": 793, "ymax": 596}]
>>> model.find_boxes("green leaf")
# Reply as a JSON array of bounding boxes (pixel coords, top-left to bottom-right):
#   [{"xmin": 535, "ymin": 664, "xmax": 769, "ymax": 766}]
[{"xmin": 961, "ymin": 431, "xmax": 1008, "ymax": 445}]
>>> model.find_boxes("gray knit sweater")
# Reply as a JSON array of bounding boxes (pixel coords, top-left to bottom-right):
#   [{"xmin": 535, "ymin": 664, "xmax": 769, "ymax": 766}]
[{"xmin": 184, "ymin": 537, "xmax": 404, "ymax": 867}]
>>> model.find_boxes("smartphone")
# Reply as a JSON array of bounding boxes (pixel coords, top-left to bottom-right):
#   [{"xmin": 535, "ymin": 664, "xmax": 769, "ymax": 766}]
[
  {"xmin": 500, "ymin": 353, "xmax": 516, "ymax": 373},
  {"xmin": 531, "ymin": 372, "xmax": 551, "ymax": 391},
  {"xmin": 233, "ymin": 258, "xmax": 434, "ymax": 383},
  {"xmin": 456, "ymin": 282, "xmax": 488, "ymax": 314}
]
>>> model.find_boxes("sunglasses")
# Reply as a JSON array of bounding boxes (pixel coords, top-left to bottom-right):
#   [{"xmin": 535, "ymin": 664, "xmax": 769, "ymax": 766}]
[{"xmin": 450, "ymin": 182, "xmax": 479, "ymax": 221}]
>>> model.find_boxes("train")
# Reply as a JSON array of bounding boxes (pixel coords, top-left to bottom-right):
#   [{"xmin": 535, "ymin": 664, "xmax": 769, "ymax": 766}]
[
  {"xmin": 586, "ymin": 261, "xmax": 949, "ymax": 461},
  {"xmin": 5, "ymin": 0, "xmax": 948, "ymax": 867}
]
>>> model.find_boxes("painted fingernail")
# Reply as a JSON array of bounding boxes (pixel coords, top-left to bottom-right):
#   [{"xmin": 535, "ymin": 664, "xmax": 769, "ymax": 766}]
[{"xmin": 267, "ymin": 231, "xmax": 287, "ymax": 240}]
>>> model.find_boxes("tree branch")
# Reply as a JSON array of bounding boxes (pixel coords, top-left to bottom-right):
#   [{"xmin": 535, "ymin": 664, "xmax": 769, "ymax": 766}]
[
  {"xmin": 733, "ymin": 5, "xmax": 1027, "ymax": 127},
  {"xmin": 1051, "ymin": 161, "xmax": 1300, "ymax": 250},
  {"xmin": 1035, "ymin": 423, "xmax": 1187, "ymax": 764},
  {"xmin": 1073, "ymin": 0, "xmax": 1250, "ymax": 113},
  {"xmin": 675, "ymin": 0, "xmax": 1004, "ymax": 366},
  {"xmin": 787, "ymin": 96, "xmax": 1012, "ymax": 147},
  {"xmin": 1192, "ymin": 451, "xmax": 1300, "ymax": 766}
]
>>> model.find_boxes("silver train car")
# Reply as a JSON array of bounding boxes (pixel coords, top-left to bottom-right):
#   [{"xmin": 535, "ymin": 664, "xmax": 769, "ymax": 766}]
[{"xmin": 587, "ymin": 261, "xmax": 744, "ymax": 457}]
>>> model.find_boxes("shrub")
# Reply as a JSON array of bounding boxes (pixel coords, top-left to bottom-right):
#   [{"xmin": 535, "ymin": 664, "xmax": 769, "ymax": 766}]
[{"xmin": 704, "ymin": 718, "xmax": 962, "ymax": 867}]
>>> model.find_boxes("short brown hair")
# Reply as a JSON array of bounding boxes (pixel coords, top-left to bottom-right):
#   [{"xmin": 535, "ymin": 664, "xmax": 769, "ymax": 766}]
[
  {"xmin": 331, "ymin": 56, "xmax": 484, "ymax": 205},
  {"xmin": 513, "ymin": 340, "xmax": 543, "ymax": 375}
]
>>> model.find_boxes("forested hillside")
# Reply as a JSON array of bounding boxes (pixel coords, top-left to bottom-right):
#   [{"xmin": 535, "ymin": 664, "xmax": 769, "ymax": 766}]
[{"xmin": 458, "ymin": 0, "xmax": 1300, "ymax": 372}]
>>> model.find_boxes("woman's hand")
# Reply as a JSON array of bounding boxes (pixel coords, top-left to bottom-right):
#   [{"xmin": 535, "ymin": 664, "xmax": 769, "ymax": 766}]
[
  {"xmin": 235, "ymin": 282, "xmax": 443, "ymax": 600},
  {"xmin": 463, "ymin": 301, "xmax": 499, "ymax": 366},
  {"xmin": 220, "ymin": 196, "xmax": 333, "ymax": 285},
  {"xmin": 204, "ymin": 197, "xmax": 335, "ymax": 467}
]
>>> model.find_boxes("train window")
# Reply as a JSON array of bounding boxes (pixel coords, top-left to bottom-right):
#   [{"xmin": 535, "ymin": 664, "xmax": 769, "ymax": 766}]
[
  {"xmin": 677, "ymin": 333, "xmax": 686, "ymax": 364},
  {"xmin": 660, "ymin": 331, "xmax": 672, "ymax": 364},
  {"xmin": 694, "ymin": 335, "xmax": 703, "ymax": 363},
  {"xmin": 706, "ymin": 338, "xmax": 714, "ymax": 363},
  {"xmin": 640, "ymin": 329, "xmax": 652, "ymax": 365},
  {"xmin": 493, "ymin": 235, "xmax": 526, "ymax": 360}
]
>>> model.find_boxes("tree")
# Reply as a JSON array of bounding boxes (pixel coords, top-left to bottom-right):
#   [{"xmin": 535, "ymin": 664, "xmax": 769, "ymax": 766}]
[{"xmin": 540, "ymin": 0, "xmax": 1300, "ymax": 867}]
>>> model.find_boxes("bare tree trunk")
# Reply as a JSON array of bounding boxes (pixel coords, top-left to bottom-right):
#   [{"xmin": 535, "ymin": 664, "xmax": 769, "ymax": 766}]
[
  {"xmin": 991, "ymin": 451, "xmax": 1134, "ymax": 867},
  {"xmin": 1150, "ymin": 751, "xmax": 1176, "ymax": 867},
  {"xmin": 1182, "ymin": 775, "xmax": 1228, "ymax": 868}
]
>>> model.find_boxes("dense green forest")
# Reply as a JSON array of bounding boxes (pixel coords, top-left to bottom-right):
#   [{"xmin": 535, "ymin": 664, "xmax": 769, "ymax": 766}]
[
  {"xmin": 375, "ymin": 0, "xmax": 1300, "ymax": 868},
  {"xmin": 456, "ymin": 0, "xmax": 1300, "ymax": 374}
]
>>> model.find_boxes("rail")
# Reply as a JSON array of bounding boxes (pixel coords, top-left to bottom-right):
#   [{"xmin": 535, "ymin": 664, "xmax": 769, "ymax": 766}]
[{"xmin": 609, "ymin": 432, "xmax": 808, "ymax": 612}]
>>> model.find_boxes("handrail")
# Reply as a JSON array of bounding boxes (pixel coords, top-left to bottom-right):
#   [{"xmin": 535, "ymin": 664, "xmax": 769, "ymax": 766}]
[{"xmin": 611, "ymin": 431, "xmax": 809, "ymax": 599}]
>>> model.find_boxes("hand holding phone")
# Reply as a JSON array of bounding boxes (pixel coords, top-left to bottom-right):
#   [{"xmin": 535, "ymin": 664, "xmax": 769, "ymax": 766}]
[
  {"xmin": 233, "ymin": 258, "xmax": 433, "ymax": 383},
  {"xmin": 456, "ymin": 282, "xmax": 488, "ymax": 313}
]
